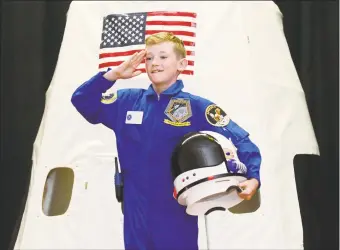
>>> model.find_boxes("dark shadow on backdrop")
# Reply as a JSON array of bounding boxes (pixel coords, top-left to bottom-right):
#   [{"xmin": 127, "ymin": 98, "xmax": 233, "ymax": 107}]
[
  {"xmin": 1, "ymin": 2, "xmax": 72, "ymax": 250},
  {"xmin": 276, "ymin": 2, "xmax": 339, "ymax": 249},
  {"xmin": 1, "ymin": 1, "xmax": 338, "ymax": 250}
]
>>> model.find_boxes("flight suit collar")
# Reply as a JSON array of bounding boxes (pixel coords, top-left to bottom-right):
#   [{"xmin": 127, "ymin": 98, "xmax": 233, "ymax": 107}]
[{"xmin": 145, "ymin": 80, "xmax": 184, "ymax": 97}]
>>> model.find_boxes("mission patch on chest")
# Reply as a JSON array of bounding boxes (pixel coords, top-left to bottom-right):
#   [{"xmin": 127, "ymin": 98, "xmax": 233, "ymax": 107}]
[{"xmin": 164, "ymin": 98, "xmax": 192, "ymax": 127}]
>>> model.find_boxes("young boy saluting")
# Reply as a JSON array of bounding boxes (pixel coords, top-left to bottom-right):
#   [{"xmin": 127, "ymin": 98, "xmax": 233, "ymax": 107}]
[{"xmin": 71, "ymin": 32, "xmax": 261, "ymax": 250}]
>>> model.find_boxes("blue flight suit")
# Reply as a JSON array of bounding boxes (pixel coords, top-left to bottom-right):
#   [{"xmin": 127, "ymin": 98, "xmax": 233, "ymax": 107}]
[{"xmin": 71, "ymin": 71, "xmax": 261, "ymax": 250}]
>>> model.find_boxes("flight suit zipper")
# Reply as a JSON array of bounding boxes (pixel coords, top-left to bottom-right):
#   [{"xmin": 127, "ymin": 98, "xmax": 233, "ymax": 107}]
[
  {"xmin": 145, "ymin": 94, "xmax": 163, "ymax": 239},
  {"xmin": 145, "ymin": 94, "xmax": 163, "ymax": 154}
]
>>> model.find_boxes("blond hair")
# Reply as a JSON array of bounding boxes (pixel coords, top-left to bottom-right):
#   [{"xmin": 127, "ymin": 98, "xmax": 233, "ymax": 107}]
[{"xmin": 145, "ymin": 32, "xmax": 186, "ymax": 59}]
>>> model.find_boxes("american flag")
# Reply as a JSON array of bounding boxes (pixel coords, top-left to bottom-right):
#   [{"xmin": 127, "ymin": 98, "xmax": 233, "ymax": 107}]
[{"xmin": 99, "ymin": 11, "xmax": 197, "ymax": 75}]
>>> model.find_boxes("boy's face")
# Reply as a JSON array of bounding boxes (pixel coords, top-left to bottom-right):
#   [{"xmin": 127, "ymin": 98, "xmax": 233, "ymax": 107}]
[{"xmin": 145, "ymin": 42, "xmax": 187, "ymax": 86}]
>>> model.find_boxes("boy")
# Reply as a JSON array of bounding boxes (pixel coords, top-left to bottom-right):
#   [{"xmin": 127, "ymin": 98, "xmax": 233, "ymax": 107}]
[{"xmin": 71, "ymin": 32, "xmax": 261, "ymax": 250}]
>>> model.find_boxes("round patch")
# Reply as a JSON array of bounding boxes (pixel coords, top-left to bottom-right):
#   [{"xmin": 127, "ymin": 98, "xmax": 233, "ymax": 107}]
[
  {"xmin": 205, "ymin": 104, "xmax": 230, "ymax": 127},
  {"xmin": 101, "ymin": 91, "xmax": 117, "ymax": 104}
]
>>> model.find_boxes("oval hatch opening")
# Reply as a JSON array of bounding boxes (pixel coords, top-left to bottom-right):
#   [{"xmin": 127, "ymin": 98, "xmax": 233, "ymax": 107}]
[{"xmin": 42, "ymin": 167, "xmax": 74, "ymax": 216}]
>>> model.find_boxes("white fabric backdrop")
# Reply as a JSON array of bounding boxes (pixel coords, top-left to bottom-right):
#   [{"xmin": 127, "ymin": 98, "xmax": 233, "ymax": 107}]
[{"xmin": 15, "ymin": 1, "xmax": 319, "ymax": 249}]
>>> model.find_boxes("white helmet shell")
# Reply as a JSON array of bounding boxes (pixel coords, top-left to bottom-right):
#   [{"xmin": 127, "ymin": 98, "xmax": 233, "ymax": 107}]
[{"xmin": 172, "ymin": 131, "xmax": 248, "ymax": 216}]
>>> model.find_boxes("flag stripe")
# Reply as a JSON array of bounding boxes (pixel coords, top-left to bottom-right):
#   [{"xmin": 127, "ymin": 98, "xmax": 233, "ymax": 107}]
[
  {"xmin": 99, "ymin": 55, "xmax": 195, "ymax": 65},
  {"xmin": 99, "ymin": 56, "xmax": 195, "ymax": 65},
  {"xmin": 99, "ymin": 67, "xmax": 194, "ymax": 75},
  {"xmin": 145, "ymin": 30, "xmax": 195, "ymax": 37},
  {"xmin": 100, "ymin": 50, "xmax": 141, "ymax": 59},
  {"xmin": 146, "ymin": 34, "xmax": 196, "ymax": 42},
  {"xmin": 147, "ymin": 11, "xmax": 196, "ymax": 18},
  {"xmin": 100, "ymin": 60, "xmax": 195, "ymax": 68},
  {"xmin": 136, "ymin": 68, "xmax": 194, "ymax": 75},
  {"xmin": 183, "ymin": 41, "xmax": 195, "ymax": 47},
  {"xmin": 146, "ymin": 15, "xmax": 196, "ymax": 23},
  {"xmin": 99, "ymin": 50, "xmax": 195, "ymax": 59},
  {"xmin": 99, "ymin": 66, "xmax": 195, "ymax": 75},
  {"xmin": 99, "ymin": 44, "xmax": 195, "ymax": 54},
  {"xmin": 145, "ymin": 20, "xmax": 196, "ymax": 27},
  {"xmin": 145, "ymin": 25, "xmax": 196, "ymax": 33}
]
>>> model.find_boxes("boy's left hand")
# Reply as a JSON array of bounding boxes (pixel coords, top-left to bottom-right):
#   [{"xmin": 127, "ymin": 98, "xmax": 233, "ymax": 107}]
[{"xmin": 237, "ymin": 178, "xmax": 259, "ymax": 200}]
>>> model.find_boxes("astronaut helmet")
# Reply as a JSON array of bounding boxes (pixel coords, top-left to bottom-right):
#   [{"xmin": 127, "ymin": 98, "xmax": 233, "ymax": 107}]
[{"xmin": 171, "ymin": 131, "xmax": 248, "ymax": 216}]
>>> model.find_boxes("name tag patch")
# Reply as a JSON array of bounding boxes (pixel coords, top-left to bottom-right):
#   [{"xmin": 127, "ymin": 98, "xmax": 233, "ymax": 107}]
[{"xmin": 125, "ymin": 111, "xmax": 143, "ymax": 124}]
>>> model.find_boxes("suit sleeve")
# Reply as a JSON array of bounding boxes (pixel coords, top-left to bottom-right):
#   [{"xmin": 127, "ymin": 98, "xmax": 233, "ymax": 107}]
[
  {"xmin": 71, "ymin": 71, "xmax": 130, "ymax": 131},
  {"xmin": 198, "ymin": 99, "xmax": 262, "ymax": 188}
]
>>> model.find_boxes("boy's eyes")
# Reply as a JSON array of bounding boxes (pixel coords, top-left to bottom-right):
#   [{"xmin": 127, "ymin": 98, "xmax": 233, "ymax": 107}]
[{"xmin": 145, "ymin": 56, "xmax": 168, "ymax": 60}]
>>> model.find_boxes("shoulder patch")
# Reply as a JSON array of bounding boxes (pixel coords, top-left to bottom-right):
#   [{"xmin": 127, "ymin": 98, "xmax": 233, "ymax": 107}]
[
  {"xmin": 101, "ymin": 91, "xmax": 118, "ymax": 104},
  {"xmin": 205, "ymin": 104, "xmax": 230, "ymax": 127}
]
